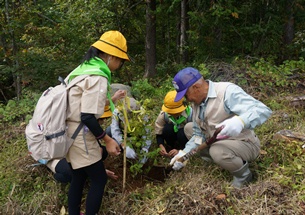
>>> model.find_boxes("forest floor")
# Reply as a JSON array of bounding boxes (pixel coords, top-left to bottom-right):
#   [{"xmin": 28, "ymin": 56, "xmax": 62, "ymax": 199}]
[{"xmin": 2, "ymin": 63, "xmax": 305, "ymax": 214}]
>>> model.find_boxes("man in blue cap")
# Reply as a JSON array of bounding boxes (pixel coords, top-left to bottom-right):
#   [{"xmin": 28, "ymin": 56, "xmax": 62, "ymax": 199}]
[{"xmin": 170, "ymin": 67, "xmax": 272, "ymax": 188}]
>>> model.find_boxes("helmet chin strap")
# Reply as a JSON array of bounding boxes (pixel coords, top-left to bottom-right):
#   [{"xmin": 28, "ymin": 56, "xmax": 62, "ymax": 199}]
[{"xmin": 107, "ymin": 56, "xmax": 111, "ymax": 66}]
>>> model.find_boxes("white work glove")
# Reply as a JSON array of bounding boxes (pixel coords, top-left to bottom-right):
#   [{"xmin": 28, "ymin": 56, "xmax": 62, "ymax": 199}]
[
  {"xmin": 172, "ymin": 161, "xmax": 185, "ymax": 171},
  {"xmin": 126, "ymin": 146, "xmax": 137, "ymax": 159},
  {"xmin": 215, "ymin": 116, "xmax": 244, "ymax": 139},
  {"xmin": 169, "ymin": 150, "xmax": 186, "ymax": 171}
]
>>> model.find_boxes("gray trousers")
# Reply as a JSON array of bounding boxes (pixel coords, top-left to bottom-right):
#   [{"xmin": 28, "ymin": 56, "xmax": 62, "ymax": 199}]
[{"xmin": 199, "ymin": 139, "xmax": 260, "ymax": 173}]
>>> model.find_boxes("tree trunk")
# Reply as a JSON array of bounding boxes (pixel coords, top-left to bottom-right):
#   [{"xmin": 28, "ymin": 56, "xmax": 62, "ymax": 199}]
[
  {"xmin": 144, "ymin": 0, "xmax": 157, "ymax": 78},
  {"xmin": 281, "ymin": 0, "xmax": 295, "ymax": 60},
  {"xmin": 5, "ymin": 0, "xmax": 21, "ymax": 100},
  {"xmin": 180, "ymin": 0, "xmax": 189, "ymax": 64},
  {"xmin": 283, "ymin": 0, "xmax": 294, "ymax": 45}
]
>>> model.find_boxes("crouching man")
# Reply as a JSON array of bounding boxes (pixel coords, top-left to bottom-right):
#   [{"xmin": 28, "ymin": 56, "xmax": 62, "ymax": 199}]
[{"xmin": 170, "ymin": 67, "xmax": 272, "ymax": 188}]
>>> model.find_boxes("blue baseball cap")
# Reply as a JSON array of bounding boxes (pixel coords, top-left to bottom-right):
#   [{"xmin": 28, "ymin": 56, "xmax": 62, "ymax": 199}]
[{"xmin": 172, "ymin": 67, "xmax": 202, "ymax": 102}]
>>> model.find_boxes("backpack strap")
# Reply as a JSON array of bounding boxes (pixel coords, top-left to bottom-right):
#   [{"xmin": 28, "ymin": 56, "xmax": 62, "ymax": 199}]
[
  {"xmin": 45, "ymin": 130, "xmax": 66, "ymax": 140},
  {"xmin": 58, "ymin": 76, "xmax": 67, "ymax": 86},
  {"xmin": 61, "ymin": 75, "xmax": 89, "ymax": 140},
  {"xmin": 65, "ymin": 75, "xmax": 89, "ymax": 89},
  {"xmin": 71, "ymin": 122, "xmax": 84, "ymax": 140},
  {"xmin": 44, "ymin": 122, "xmax": 83, "ymax": 141}
]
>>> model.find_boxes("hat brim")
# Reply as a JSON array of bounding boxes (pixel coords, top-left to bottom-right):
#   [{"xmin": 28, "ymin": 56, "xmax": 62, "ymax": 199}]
[
  {"xmin": 162, "ymin": 104, "xmax": 186, "ymax": 114},
  {"xmin": 100, "ymin": 111, "xmax": 112, "ymax": 118},
  {"xmin": 92, "ymin": 41, "xmax": 130, "ymax": 61},
  {"xmin": 174, "ymin": 88, "xmax": 188, "ymax": 102}
]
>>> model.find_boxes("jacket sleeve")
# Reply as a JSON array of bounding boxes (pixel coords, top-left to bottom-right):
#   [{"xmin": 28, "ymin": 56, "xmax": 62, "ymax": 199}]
[
  {"xmin": 155, "ymin": 111, "xmax": 166, "ymax": 135},
  {"xmin": 224, "ymin": 84, "xmax": 272, "ymax": 129},
  {"xmin": 110, "ymin": 109, "xmax": 123, "ymax": 144},
  {"xmin": 81, "ymin": 112, "xmax": 105, "ymax": 139},
  {"xmin": 183, "ymin": 120, "xmax": 205, "ymax": 153},
  {"xmin": 142, "ymin": 114, "xmax": 152, "ymax": 151}
]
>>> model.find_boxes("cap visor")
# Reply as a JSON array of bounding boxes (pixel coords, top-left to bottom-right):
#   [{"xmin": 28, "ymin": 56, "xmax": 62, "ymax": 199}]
[{"xmin": 174, "ymin": 89, "xmax": 187, "ymax": 102}]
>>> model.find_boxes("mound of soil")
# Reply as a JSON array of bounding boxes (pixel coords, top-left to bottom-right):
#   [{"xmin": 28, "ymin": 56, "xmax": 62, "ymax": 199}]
[{"xmin": 104, "ymin": 155, "xmax": 172, "ymax": 193}]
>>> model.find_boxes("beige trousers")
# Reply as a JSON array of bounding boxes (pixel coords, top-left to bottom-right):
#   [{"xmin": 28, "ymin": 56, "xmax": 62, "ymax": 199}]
[{"xmin": 199, "ymin": 139, "xmax": 260, "ymax": 172}]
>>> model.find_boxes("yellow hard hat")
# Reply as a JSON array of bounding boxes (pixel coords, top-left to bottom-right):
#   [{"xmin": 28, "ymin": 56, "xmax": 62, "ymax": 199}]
[
  {"xmin": 92, "ymin": 30, "xmax": 130, "ymax": 61},
  {"xmin": 162, "ymin": 90, "xmax": 186, "ymax": 114},
  {"xmin": 100, "ymin": 105, "xmax": 112, "ymax": 118}
]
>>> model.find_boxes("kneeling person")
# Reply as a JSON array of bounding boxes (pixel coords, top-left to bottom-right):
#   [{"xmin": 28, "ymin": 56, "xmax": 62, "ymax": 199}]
[{"xmin": 155, "ymin": 90, "xmax": 193, "ymax": 158}]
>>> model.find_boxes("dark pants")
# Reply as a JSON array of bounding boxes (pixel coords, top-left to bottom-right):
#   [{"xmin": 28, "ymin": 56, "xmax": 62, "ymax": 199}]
[
  {"xmin": 68, "ymin": 159, "xmax": 107, "ymax": 215},
  {"xmin": 54, "ymin": 158, "xmax": 72, "ymax": 183},
  {"xmin": 162, "ymin": 123, "xmax": 188, "ymax": 150},
  {"xmin": 54, "ymin": 147, "xmax": 107, "ymax": 184},
  {"xmin": 106, "ymin": 126, "xmax": 112, "ymax": 137}
]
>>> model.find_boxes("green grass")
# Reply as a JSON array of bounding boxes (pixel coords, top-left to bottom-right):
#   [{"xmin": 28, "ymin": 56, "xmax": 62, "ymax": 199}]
[
  {"xmin": 2, "ymin": 95, "xmax": 305, "ymax": 214},
  {"xmin": 2, "ymin": 59, "xmax": 305, "ymax": 214}
]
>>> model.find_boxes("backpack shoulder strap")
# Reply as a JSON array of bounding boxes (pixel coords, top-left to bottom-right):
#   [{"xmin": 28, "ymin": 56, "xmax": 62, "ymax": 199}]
[
  {"xmin": 63, "ymin": 75, "xmax": 89, "ymax": 90},
  {"xmin": 59, "ymin": 75, "xmax": 88, "ymax": 140},
  {"xmin": 71, "ymin": 122, "xmax": 83, "ymax": 140}
]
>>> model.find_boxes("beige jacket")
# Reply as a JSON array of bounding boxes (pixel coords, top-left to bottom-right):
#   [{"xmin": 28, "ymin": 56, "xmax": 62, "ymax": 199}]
[{"xmin": 66, "ymin": 76, "xmax": 107, "ymax": 169}]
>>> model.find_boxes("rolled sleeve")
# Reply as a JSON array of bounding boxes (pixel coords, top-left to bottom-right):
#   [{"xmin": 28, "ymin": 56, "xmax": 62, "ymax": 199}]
[
  {"xmin": 183, "ymin": 136, "xmax": 197, "ymax": 153},
  {"xmin": 81, "ymin": 76, "xmax": 107, "ymax": 116},
  {"xmin": 183, "ymin": 120, "xmax": 205, "ymax": 153}
]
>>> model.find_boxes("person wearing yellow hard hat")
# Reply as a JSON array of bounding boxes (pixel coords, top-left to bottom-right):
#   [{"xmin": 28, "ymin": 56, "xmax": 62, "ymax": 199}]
[
  {"xmin": 155, "ymin": 90, "xmax": 193, "ymax": 158},
  {"xmin": 100, "ymin": 105, "xmax": 112, "ymax": 118},
  {"xmin": 65, "ymin": 30, "xmax": 129, "ymax": 215},
  {"xmin": 97, "ymin": 105, "xmax": 113, "ymax": 128}
]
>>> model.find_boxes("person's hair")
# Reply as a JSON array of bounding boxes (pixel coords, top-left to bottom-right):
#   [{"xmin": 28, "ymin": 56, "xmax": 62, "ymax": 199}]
[{"xmin": 81, "ymin": 46, "xmax": 104, "ymax": 64}]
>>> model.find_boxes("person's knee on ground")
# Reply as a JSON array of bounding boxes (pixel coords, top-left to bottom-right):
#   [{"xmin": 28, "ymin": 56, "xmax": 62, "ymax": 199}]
[{"xmin": 54, "ymin": 158, "xmax": 72, "ymax": 183}]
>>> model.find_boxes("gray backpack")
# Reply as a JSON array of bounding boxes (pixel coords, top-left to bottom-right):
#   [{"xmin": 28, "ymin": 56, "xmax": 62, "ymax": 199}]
[{"xmin": 25, "ymin": 75, "xmax": 87, "ymax": 164}]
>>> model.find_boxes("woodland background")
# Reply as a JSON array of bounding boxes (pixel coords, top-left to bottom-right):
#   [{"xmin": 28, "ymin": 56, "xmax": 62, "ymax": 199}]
[
  {"xmin": 1, "ymin": 0, "xmax": 305, "ymax": 101},
  {"xmin": 1, "ymin": 0, "xmax": 305, "ymax": 214}
]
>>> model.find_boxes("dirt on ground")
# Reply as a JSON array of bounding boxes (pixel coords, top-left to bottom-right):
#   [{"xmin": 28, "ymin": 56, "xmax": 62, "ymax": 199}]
[{"xmin": 104, "ymin": 155, "xmax": 172, "ymax": 193}]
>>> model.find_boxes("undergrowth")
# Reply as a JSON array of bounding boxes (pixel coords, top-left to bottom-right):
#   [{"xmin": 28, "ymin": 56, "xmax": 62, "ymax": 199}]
[{"xmin": 1, "ymin": 58, "xmax": 305, "ymax": 214}]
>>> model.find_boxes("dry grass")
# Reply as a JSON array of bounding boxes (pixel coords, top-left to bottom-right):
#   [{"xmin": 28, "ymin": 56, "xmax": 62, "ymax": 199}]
[
  {"xmin": 2, "ymin": 108, "xmax": 305, "ymax": 215},
  {"xmin": 101, "ymin": 160, "xmax": 305, "ymax": 215},
  {"xmin": 2, "ymin": 67, "xmax": 305, "ymax": 214}
]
